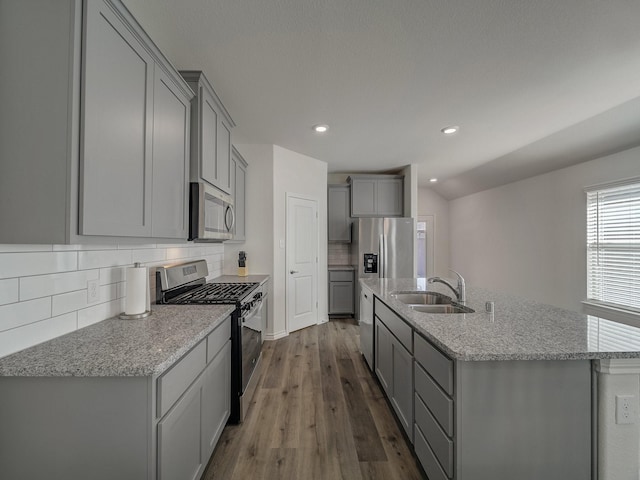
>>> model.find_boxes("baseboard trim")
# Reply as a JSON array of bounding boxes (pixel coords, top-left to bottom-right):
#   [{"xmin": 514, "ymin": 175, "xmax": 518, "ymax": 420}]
[{"xmin": 264, "ymin": 330, "xmax": 288, "ymax": 341}]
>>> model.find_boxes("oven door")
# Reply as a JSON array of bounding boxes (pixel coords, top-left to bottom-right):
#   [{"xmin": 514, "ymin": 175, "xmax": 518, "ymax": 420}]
[
  {"xmin": 189, "ymin": 182, "xmax": 234, "ymax": 241},
  {"xmin": 241, "ymin": 300, "xmax": 263, "ymax": 392}
]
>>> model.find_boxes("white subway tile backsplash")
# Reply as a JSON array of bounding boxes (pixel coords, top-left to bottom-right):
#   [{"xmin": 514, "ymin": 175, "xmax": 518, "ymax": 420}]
[
  {"xmin": 78, "ymin": 250, "xmax": 132, "ymax": 270},
  {"xmin": 52, "ymin": 244, "xmax": 118, "ymax": 251},
  {"xmin": 78, "ymin": 298, "xmax": 123, "ymax": 329},
  {"xmin": 0, "ymin": 312, "xmax": 77, "ymax": 359},
  {"xmin": 0, "ymin": 252, "xmax": 77, "ymax": 279},
  {"xmin": 19, "ymin": 269, "xmax": 100, "ymax": 301},
  {"xmin": 52, "ymin": 284, "xmax": 117, "ymax": 317},
  {"xmin": 99, "ymin": 266, "xmax": 126, "ymax": 285},
  {"xmin": 0, "ymin": 243, "xmax": 224, "ymax": 358},
  {"xmin": 0, "ymin": 297, "xmax": 51, "ymax": 332},
  {"xmin": 0, "ymin": 279, "xmax": 19, "ymax": 306},
  {"xmin": 118, "ymin": 244, "xmax": 158, "ymax": 250},
  {"xmin": 0, "ymin": 244, "xmax": 53, "ymax": 253},
  {"xmin": 132, "ymin": 248, "xmax": 166, "ymax": 264}
]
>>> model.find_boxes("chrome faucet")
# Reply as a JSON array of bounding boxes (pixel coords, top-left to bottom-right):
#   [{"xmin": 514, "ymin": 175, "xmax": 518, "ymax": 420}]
[{"xmin": 427, "ymin": 270, "xmax": 466, "ymax": 304}]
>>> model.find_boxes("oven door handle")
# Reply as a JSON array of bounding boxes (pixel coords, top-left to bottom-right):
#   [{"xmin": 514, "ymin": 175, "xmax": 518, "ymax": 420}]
[{"xmin": 241, "ymin": 300, "xmax": 263, "ymax": 324}]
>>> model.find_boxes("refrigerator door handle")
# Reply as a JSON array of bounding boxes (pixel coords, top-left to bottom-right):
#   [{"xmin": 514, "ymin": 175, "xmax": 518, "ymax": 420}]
[{"xmin": 379, "ymin": 234, "xmax": 385, "ymax": 278}]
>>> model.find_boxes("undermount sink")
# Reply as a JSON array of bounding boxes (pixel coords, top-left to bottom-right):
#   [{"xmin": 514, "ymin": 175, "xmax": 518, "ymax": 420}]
[
  {"xmin": 409, "ymin": 304, "xmax": 475, "ymax": 314},
  {"xmin": 390, "ymin": 291, "xmax": 453, "ymax": 305}
]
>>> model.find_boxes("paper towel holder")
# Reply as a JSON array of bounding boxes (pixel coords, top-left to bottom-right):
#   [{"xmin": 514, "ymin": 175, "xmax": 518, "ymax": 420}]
[
  {"xmin": 119, "ymin": 311, "xmax": 151, "ymax": 320},
  {"xmin": 119, "ymin": 263, "xmax": 152, "ymax": 320}
]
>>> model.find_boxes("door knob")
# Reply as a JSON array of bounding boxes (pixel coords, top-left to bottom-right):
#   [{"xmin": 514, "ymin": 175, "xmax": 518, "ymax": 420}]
[{"xmin": 290, "ymin": 270, "xmax": 298, "ymax": 274}]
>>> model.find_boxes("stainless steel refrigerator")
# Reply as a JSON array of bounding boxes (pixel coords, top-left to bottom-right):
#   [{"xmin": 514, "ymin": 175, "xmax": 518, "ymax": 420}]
[{"xmin": 352, "ymin": 217, "xmax": 415, "ymax": 369}]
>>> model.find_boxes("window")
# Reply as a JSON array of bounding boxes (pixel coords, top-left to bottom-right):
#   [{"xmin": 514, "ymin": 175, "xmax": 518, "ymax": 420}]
[{"xmin": 584, "ymin": 177, "xmax": 640, "ymax": 322}]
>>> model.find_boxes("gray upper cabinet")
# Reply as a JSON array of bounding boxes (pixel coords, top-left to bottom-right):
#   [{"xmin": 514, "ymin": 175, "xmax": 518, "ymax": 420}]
[
  {"xmin": 0, "ymin": 0, "xmax": 194, "ymax": 244},
  {"xmin": 151, "ymin": 65, "xmax": 191, "ymax": 239},
  {"xmin": 181, "ymin": 71, "xmax": 236, "ymax": 195},
  {"xmin": 349, "ymin": 174, "xmax": 404, "ymax": 217},
  {"xmin": 328, "ymin": 184, "xmax": 351, "ymax": 242},
  {"xmin": 81, "ymin": 0, "xmax": 154, "ymax": 237},
  {"xmin": 228, "ymin": 146, "xmax": 248, "ymax": 242}
]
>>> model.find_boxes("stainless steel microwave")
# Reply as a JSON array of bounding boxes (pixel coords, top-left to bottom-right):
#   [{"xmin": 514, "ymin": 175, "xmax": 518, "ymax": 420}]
[{"xmin": 189, "ymin": 182, "xmax": 234, "ymax": 241}]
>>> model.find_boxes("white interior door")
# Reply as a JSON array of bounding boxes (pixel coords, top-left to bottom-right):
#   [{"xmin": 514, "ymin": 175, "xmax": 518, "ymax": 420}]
[{"xmin": 286, "ymin": 194, "xmax": 318, "ymax": 333}]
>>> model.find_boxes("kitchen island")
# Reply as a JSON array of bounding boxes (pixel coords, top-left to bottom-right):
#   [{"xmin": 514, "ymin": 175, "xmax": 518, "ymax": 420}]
[
  {"xmin": 0, "ymin": 304, "xmax": 235, "ymax": 480},
  {"xmin": 361, "ymin": 278, "xmax": 640, "ymax": 480}
]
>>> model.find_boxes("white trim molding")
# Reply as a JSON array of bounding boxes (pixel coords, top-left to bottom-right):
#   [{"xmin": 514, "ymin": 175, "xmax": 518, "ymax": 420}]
[
  {"xmin": 596, "ymin": 358, "xmax": 640, "ymax": 375},
  {"xmin": 264, "ymin": 330, "xmax": 288, "ymax": 341}
]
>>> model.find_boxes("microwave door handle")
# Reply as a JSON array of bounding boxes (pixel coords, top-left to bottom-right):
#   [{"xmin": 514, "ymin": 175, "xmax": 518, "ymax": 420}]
[{"xmin": 225, "ymin": 205, "xmax": 236, "ymax": 232}]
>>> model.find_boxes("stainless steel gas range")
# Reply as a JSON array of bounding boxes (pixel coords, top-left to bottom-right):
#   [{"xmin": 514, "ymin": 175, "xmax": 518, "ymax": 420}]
[{"xmin": 156, "ymin": 260, "xmax": 264, "ymax": 423}]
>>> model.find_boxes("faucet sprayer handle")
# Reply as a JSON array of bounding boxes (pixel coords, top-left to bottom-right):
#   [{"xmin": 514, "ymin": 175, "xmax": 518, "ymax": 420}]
[{"xmin": 449, "ymin": 269, "xmax": 464, "ymax": 284}]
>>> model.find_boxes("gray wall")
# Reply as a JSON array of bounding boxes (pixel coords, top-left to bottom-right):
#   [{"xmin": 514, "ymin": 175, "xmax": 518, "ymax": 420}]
[{"xmin": 449, "ymin": 144, "xmax": 640, "ymax": 313}]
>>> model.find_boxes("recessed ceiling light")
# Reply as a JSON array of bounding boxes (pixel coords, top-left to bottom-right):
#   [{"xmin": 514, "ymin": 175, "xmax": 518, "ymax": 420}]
[
  {"xmin": 429, "ymin": 178, "xmax": 438, "ymax": 183},
  {"xmin": 441, "ymin": 126, "xmax": 459, "ymax": 135},
  {"xmin": 312, "ymin": 124, "xmax": 329, "ymax": 133}
]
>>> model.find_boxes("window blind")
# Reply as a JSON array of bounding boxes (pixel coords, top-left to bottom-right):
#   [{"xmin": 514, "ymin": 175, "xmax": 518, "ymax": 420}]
[{"xmin": 586, "ymin": 178, "xmax": 640, "ymax": 315}]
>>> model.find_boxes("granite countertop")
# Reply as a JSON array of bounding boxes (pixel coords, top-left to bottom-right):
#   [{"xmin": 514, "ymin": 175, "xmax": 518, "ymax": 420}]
[
  {"xmin": 0, "ymin": 304, "xmax": 234, "ymax": 377},
  {"xmin": 212, "ymin": 274, "xmax": 270, "ymax": 285},
  {"xmin": 362, "ymin": 278, "xmax": 640, "ymax": 362},
  {"xmin": 328, "ymin": 265, "xmax": 355, "ymax": 271}
]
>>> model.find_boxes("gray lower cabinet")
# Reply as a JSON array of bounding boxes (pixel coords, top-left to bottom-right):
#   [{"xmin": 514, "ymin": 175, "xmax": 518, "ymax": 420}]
[
  {"xmin": 181, "ymin": 71, "xmax": 236, "ymax": 195},
  {"xmin": 328, "ymin": 184, "xmax": 351, "ymax": 242},
  {"xmin": 413, "ymin": 346, "xmax": 592, "ymax": 480},
  {"xmin": 0, "ymin": 0, "xmax": 194, "ymax": 244},
  {"xmin": 0, "ymin": 317, "xmax": 232, "ymax": 480},
  {"xmin": 373, "ymin": 298, "xmax": 591, "ymax": 479},
  {"xmin": 359, "ymin": 287, "xmax": 374, "ymax": 370},
  {"xmin": 228, "ymin": 146, "xmax": 248, "ymax": 242},
  {"xmin": 348, "ymin": 174, "xmax": 404, "ymax": 217},
  {"xmin": 374, "ymin": 299, "xmax": 413, "ymax": 441},
  {"xmin": 328, "ymin": 270, "xmax": 355, "ymax": 315}
]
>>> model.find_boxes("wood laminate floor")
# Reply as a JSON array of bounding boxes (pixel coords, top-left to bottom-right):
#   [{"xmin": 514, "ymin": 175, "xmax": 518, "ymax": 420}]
[{"xmin": 202, "ymin": 318, "xmax": 423, "ymax": 480}]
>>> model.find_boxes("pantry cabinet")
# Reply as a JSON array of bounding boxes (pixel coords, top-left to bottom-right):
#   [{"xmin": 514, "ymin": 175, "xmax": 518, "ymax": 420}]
[
  {"xmin": 181, "ymin": 71, "xmax": 236, "ymax": 195},
  {"xmin": 0, "ymin": 0, "xmax": 194, "ymax": 244}
]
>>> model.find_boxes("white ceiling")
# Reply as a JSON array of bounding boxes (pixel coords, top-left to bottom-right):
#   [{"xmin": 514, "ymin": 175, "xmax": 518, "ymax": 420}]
[{"xmin": 124, "ymin": 0, "xmax": 640, "ymax": 198}]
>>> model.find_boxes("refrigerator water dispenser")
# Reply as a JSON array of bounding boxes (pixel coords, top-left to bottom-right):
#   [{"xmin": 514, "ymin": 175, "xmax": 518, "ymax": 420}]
[{"xmin": 363, "ymin": 253, "xmax": 378, "ymax": 273}]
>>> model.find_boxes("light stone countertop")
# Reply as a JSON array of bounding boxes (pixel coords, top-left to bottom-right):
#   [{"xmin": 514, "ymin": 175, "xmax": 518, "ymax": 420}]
[
  {"xmin": 328, "ymin": 265, "xmax": 355, "ymax": 271},
  {"xmin": 0, "ymin": 304, "xmax": 235, "ymax": 377},
  {"xmin": 362, "ymin": 278, "xmax": 640, "ymax": 361},
  {"xmin": 211, "ymin": 274, "xmax": 269, "ymax": 285}
]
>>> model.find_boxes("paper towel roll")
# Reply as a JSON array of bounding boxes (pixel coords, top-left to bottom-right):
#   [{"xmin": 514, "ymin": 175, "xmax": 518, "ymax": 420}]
[{"xmin": 125, "ymin": 265, "xmax": 148, "ymax": 315}]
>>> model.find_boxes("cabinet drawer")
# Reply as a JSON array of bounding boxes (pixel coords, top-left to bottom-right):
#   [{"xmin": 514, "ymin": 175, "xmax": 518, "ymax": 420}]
[
  {"xmin": 207, "ymin": 317, "xmax": 231, "ymax": 364},
  {"xmin": 415, "ymin": 334, "xmax": 453, "ymax": 395},
  {"xmin": 414, "ymin": 423, "xmax": 448, "ymax": 480},
  {"xmin": 415, "ymin": 393, "xmax": 454, "ymax": 477},
  {"xmin": 157, "ymin": 340, "xmax": 207, "ymax": 418},
  {"xmin": 374, "ymin": 299, "xmax": 412, "ymax": 353},
  {"xmin": 414, "ymin": 362, "xmax": 454, "ymax": 436},
  {"xmin": 328, "ymin": 270, "xmax": 353, "ymax": 282}
]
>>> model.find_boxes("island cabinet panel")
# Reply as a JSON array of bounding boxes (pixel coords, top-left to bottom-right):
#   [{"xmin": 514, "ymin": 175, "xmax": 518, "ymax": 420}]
[
  {"xmin": 374, "ymin": 298, "xmax": 414, "ymax": 442},
  {"xmin": 454, "ymin": 360, "xmax": 592, "ymax": 480}
]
